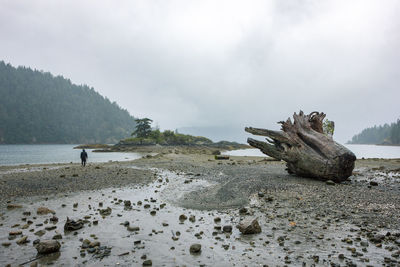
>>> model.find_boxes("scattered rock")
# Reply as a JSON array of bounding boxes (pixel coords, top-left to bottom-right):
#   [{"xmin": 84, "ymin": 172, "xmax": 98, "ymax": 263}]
[
  {"xmin": 370, "ymin": 181, "xmax": 378, "ymax": 186},
  {"xmin": 37, "ymin": 207, "xmax": 55, "ymax": 215},
  {"xmin": 179, "ymin": 214, "xmax": 187, "ymax": 221},
  {"xmin": 237, "ymin": 218, "xmax": 261, "ymax": 234},
  {"xmin": 326, "ymin": 180, "xmax": 336, "ymax": 185},
  {"xmin": 190, "ymin": 243, "xmax": 202, "ymax": 254},
  {"xmin": 35, "ymin": 240, "xmax": 61, "ymax": 254},
  {"xmin": 7, "ymin": 204, "xmax": 22, "ymax": 209},
  {"xmin": 16, "ymin": 236, "xmax": 28, "ymax": 245},
  {"xmin": 9, "ymin": 230, "xmax": 22, "ymax": 236},
  {"xmin": 223, "ymin": 225, "xmax": 233, "ymax": 233},
  {"xmin": 99, "ymin": 207, "xmax": 112, "ymax": 216},
  {"xmin": 64, "ymin": 217, "xmax": 84, "ymax": 231},
  {"xmin": 143, "ymin": 259, "xmax": 152, "ymax": 266}
]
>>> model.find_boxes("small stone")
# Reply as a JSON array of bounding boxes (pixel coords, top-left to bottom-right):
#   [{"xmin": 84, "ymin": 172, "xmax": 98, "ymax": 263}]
[
  {"xmin": 190, "ymin": 243, "xmax": 202, "ymax": 254},
  {"xmin": 143, "ymin": 259, "xmax": 152, "ymax": 266},
  {"xmin": 214, "ymin": 217, "xmax": 221, "ymax": 223},
  {"xmin": 52, "ymin": 234, "xmax": 62, "ymax": 240},
  {"xmin": 37, "ymin": 207, "xmax": 55, "ymax": 215},
  {"xmin": 239, "ymin": 207, "xmax": 247, "ymax": 214},
  {"xmin": 179, "ymin": 214, "xmax": 187, "ymax": 221},
  {"xmin": 223, "ymin": 225, "xmax": 233, "ymax": 233},
  {"xmin": 370, "ymin": 181, "xmax": 378, "ymax": 186},
  {"xmin": 16, "ymin": 236, "xmax": 28, "ymax": 245},
  {"xmin": 7, "ymin": 204, "xmax": 23, "ymax": 209},
  {"xmin": 237, "ymin": 218, "xmax": 261, "ymax": 234},
  {"xmin": 89, "ymin": 241, "xmax": 100, "ymax": 248},
  {"xmin": 2, "ymin": 242, "xmax": 11, "ymax": 247},
  {"xmin": 45, "ymin": 226, "xmax": 57, "ymax": 231},
  {"xmin": 9, "ymin": 230, "xmax": 22, "ymax": 236},
  {"xmin": 189, "ymin": 215, "xmax": 196, "ymax": 222},
  {"xmin": 326, "ymin": 180, "xmax": 335, "ymax": 185},
  {"xmin": 127, "ymin": 226, "xmax": 140, "ymax": 232},
  {"xmin": 35, "ymin": 240, "xmax": 61, "ymax": 254},
  {"xmin": 150, "ymin": 210, "xmax": 156, "ymax": 216}
]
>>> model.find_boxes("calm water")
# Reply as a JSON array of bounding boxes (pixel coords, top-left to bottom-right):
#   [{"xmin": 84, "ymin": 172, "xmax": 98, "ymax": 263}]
[
  {"xmin": 0, "ymin": 144, "xmax": 144, "ymax": 166},
  {"xmin": 224, "ymin": 144, "xmax": 400, "ymax": 159}
]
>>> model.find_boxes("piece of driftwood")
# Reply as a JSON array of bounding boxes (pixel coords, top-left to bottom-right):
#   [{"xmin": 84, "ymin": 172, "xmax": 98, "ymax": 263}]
[{"xmin": 245, "ymin": 111, "xmax": 356, "ymax": 182}]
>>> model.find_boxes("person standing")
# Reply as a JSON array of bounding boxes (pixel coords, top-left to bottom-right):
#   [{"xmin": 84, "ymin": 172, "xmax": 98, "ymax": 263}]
[{"xmin": 80, "ymin": 149, "xmax": 88, "ymax": 166}]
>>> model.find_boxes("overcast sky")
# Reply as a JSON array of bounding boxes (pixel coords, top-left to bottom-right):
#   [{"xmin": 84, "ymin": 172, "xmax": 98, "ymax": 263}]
[{"xmin": 1, "ymin": 0, "xmax": 399, "ymax": 143}]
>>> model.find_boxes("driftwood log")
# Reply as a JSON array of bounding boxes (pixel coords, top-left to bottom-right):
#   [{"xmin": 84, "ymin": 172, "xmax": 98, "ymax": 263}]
[{"xmin": 245, "ymin": 111, "xmax": 356, "ymax": 182}]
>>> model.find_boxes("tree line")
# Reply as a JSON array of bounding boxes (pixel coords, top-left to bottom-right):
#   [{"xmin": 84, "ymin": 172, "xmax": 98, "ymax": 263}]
[
  {"xmin": 0, "ymin": 61, "xmax": 137, "ymax": 144},
  {"xmin": 348, "ymin": 120, "xmax": 400, "ymax": 145}
]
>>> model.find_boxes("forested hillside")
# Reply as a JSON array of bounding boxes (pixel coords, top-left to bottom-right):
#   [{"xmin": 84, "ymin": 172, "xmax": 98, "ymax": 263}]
[
  {"xmin": 0, "ymin": 61, "xmax": 136, "ymax": 144},
  {"xmin": 348, "ymin": 120, "xmax": 400, "ymax": 145}
]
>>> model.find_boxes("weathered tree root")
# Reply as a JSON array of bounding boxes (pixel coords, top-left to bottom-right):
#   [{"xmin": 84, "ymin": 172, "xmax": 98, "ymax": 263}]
[{"xmin": 245, "ymin": 111, "xmax": 356, "ymax": 182}]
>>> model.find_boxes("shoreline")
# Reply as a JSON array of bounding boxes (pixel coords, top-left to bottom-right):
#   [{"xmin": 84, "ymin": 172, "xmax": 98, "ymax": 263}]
[{"xmin": 1, "ymin": 153, "xmax": 400, "ymax": 266}]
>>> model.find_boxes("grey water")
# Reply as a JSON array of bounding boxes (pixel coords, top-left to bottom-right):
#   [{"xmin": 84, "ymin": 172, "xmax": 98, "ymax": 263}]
[
  {"xmin": 224, "ymin": 144, "xmax": 400, "ymax": 159},
  {"xmin": 0, "ymin": 144, "xmax": 144, "ymax": 166}
]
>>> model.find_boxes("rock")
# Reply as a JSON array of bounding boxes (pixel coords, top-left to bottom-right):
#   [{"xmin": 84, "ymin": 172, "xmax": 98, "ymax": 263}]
[
  {"xmin": 124, "ymin": 200, "xmax": 131, "ymax": 207},
  {"xmin": 237, "ymin": 218, "xmax": 261, "ymax": 234},
  {"xmin": 16, "ymin": 236, "xmax": 28, "ymax": 245},
  {"xmin": 9, "ymin": 230, "xmax": 22, "ymax": 236},
  {"xmin": 127, "ymin": 226, "xmax": 140, "ymax": 232},
  {"xmin": 64, "ymin": 217, "xmax": 84, "ymax": 231},
  {"xmin": 189, "ymin": 215, "xmax": 196, "ymax": 222},
  {"xmin": 35, "ymin": 240, "xmax": 61, "ymax": 254},
  {"xmin": 143, "ymin": 259, "xmax": 152, "ymax": 266},
  {"xmin": 326, "ymin": 180, "xmax": 336, "ymax": 185},
  {"xmin": 49, "ymin": 216, "xmax": 59, "ymax": 222},
  {"xmin": 179, "ymin": 214, "xmax": 187, "ymax": 221},
  {"xmin": 34, "ymin": 230, "xmax": 46, "ymax": 237},
  {"xmin": 2, "ymin": 242, "xmax": 11, "ymax": 247},
  {"xmin": 150, "ymin": 210, "xmax": 156, "ymax": 216},
  {"xmin": 89, "ymin": 241, "xmax": 100, "ymax": 248},
  {"xmin": 258, "ymin": 192, "xmax": 265, "ymax": 197},
  {"xmin": 7, "ymin": 204, "xmax": 22, "ymax": 209},
  {"xmin": 52, "ymin": 234, "xmax": 62, "ymax": 240},
  {"xmin": 223, "ymin": 225, "xmax": 233, "ymax": 233},
  {"xmin": 189, "ymin": 243, "xmax": 202, "ymax": 254},
  {"xmin": 30, "ymin": 262, "xmax": 38, "ymax": 267},
  {"xmin": 370, "ymin": 181, "xmax": 378, "ymax": 186},
  {"xmin": 214, "ymin": 217, "xmax": 221, "ymax": 223},
  {"xmin": 239, "ymin": 207, "xmax": 248, "ymax": 214},
  {"xmin": 73, "ymin": 203, "xmax": 78, "ymax": 208},
  {"xmin": 99, "ymin": 207, "xmax": 112, "ymax": 216},
  {"xmin": 37, "ymin": 207, "xmax": 55, "ymax": 215},
  {"xmin": 45, "ymin": 226, "xmax": 57, "ymax": 231}
]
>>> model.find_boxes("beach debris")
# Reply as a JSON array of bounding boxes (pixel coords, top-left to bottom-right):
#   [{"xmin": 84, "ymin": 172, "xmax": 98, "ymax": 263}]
[
  {"xmin": 189, "ymin": 243, "xmax": 202, "ymax": 254},
  {"xmin": 237, "ymin": 218, "xmax": 261, "ymax": 234},
  {"xmin": 246, "ymin": 111, "xmax": 356, "ymax": 182},
  {"xmin": 64, "ymin": 217, "xmax": 84, "ymax": 231},
  {"xmin": 35, "ymin": 240, "xmax": 61, "ymax": 254},
  {"xmin": 37, "ymin": 207, "xmax": 55, "ymax": 215}
]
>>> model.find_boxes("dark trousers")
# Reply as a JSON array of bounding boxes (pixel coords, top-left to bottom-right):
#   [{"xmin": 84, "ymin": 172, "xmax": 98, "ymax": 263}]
[{"xmin": 81, "ymin": 159, "xmax": 86, "ymax": 166}]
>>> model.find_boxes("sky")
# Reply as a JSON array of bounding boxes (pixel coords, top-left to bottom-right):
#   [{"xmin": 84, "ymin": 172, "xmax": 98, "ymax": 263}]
[{"xmin": 1, "ymin": 0, "xmax": 399, "ymax": 143}]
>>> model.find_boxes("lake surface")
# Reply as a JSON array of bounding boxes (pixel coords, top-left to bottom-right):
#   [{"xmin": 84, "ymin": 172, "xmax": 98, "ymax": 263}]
[
  {"xmin": 0, "ymin": 144, "xmax": 144, "ymax": 166},
  {"xmin": 224, "ymin": 144, "xmax": 400, "ymax": 159}
]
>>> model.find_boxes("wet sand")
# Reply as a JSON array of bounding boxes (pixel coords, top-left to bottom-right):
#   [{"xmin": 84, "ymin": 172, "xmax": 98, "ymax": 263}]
[{"xmin": 1, "ymin": 153, "xmax": 400, "ymax": 266}]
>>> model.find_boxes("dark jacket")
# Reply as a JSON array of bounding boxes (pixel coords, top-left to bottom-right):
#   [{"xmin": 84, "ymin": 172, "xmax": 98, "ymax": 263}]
[{"xmin": 80, "ymin": 151, "xmax": 88, "ymax": 160}]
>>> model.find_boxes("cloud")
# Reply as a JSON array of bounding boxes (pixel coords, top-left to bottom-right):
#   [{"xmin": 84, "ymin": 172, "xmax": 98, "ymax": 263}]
[{"xmin": 0, "ymin": 0, "xmax": 399, "ymax": 142}]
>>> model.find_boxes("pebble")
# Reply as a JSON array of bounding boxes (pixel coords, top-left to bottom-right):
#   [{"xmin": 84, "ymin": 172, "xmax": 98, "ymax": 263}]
[
  {"xmin": 238, "ymin": 218, "xmax": 261, "ymax": 234},
  {"xmin": 35, "ymin": 240, "xmax": 61, "ymax": 254},
  {"xmin": 190, "ymin": 243, "xmax": 202, "ymax": 254}
]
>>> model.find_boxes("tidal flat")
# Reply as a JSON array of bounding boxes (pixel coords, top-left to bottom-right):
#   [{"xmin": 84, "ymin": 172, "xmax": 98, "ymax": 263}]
[{"xmin": 1, "ymin": 152, "xmax": 400, "ymax": 266}]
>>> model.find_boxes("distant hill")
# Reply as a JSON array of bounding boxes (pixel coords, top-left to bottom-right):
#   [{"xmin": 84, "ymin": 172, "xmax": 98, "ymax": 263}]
[
  {"xmin": 348, "ymin": 120, "xmax": 400, "ymax": 145},
  {"xmin": 0, "ymin": 61, "xmax": 136, "ymax": 144}
]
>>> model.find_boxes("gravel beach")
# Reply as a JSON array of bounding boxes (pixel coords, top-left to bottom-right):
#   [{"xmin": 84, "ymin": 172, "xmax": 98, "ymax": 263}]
[{"xmin": 1, "ymin": 151, "xmax": 400, "ymax": 266}]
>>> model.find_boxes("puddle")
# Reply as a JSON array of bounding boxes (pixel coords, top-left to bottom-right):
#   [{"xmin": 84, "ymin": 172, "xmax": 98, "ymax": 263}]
[{"xmin": 0, "ymin": 167, "xmax": 397, "ymax": 266}]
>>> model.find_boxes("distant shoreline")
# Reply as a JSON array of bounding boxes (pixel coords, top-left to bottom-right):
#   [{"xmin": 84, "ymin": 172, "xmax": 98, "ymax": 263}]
[{"xmin": 346, "ymin": 143, "xmax": 400, "ymax": 147}]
